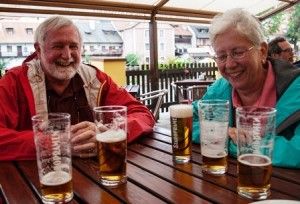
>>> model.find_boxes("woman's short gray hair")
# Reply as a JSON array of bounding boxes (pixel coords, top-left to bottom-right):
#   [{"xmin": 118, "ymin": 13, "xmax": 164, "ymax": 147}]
[
  {"xmin": 34, "ymin": 15, "xmax": 82, "ymax": 46},
  {"xmin": 209, "ymin": 8, "xmax": 265, "ymax": 47}
]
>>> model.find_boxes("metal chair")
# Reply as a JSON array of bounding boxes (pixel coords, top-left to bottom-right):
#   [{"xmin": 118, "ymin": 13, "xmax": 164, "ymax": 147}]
[
  {"xmin": 171, "ymin": 82, "xmax": 191, "ymax": 104},
  {"xmin": 187, "ymin": 85, "xmax": 208, "ymax": 101},
  {"xmin": 140, "ymin": 89, "xmax": 168, "ymax": 121}
]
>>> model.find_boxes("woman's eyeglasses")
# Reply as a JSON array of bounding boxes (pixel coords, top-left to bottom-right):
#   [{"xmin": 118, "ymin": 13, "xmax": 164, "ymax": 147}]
[{"xmin": 214, "ymin": 46, "xmax": 254, "ymax": 64}]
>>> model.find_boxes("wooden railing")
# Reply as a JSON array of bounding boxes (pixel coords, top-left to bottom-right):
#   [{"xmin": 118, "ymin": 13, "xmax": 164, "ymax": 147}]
[{"xmin": 126, "ymin": 62, "xmax": 218, "ymax": 112}]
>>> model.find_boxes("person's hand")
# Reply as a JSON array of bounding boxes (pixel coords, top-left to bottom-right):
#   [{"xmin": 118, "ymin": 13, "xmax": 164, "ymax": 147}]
[
  {"xmin": 228, "ymin": 127, "xmax": 237, "ymax": 144},
  {"xmin": 71, "ymin": 121, "xmax": 97, "ymax": 158},
  {"xmin": 228, "ymin": 127, "xmax": 250, "ymax": 145}
]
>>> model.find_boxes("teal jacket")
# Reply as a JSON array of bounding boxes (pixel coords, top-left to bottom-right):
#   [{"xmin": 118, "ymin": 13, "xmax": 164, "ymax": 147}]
[{"xmin": 192, "ymin": 59, "xmax": 300, "ymax": 168}]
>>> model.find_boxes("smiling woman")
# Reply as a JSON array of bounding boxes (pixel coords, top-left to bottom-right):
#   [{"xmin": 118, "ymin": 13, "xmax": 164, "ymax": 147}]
[{"xmin": 192, "ymin": 8, "xmax": 300, "ymax": 170}]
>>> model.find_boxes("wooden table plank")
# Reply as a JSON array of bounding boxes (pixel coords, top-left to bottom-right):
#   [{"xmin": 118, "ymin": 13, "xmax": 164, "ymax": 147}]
[
  {"xmin": 72, "ymin": 158, "xmax": 166, "ymax": 204},
  {"xmin": 0, "ymin": 162, "xmax": 39, "ymax": 204},
  {"xmin": 128, "ymin": 149, "xmax": 250, "ymax": 203},
  {"xmin": 137, "ymin": 136, "xmax": 300, "ymax": 200},
  {"xmin": 72, "ymin": 166, "xmax": 121, "ymax": 203},
  {"xmin": 127, "ymin": 162, "xmax": 210, "ymax": 204}
]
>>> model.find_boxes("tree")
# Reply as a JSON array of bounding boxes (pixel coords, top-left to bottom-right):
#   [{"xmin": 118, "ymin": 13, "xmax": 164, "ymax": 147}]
[
  {"xmin": 125, "ymin": 53, "xmax": 140, "ymax": 66},
  {"xmin": 262, "ymin": 12, "xmax": 283, "ymax": 40},
  {"xmin": 286, "ymin": 4, "xmax": 300, "ymax": 52},
  {"xmin": 0, "ymin": 58, "xmax": 9, "ymax": 76}
]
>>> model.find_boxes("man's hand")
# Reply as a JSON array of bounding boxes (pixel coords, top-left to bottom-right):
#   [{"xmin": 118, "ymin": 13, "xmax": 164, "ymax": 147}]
[{"xmin": 71, "ymin": 121, "xmax": 97, "ymax": 158}]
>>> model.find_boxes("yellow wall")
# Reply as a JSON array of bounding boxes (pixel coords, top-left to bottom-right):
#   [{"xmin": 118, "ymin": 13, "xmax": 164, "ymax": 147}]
[{"xmin": 90, "ymin": 57, "xmax": 126, "ymax": 86}]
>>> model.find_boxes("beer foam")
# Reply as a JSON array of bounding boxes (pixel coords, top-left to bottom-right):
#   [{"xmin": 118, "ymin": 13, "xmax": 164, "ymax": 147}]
[
  {"xmin": 238, "ymin": 154, "xmax": 271, "ymax": 166},
  {"xmin": 170, "ymin": 104, "xmax": 192, "ymax": 118},
  {"xmin": 96, "ymin": 129, "xmax": 126, "ymax": 143},
  {"xmin": 202, "ymin": 149, "xmax": 227, "ymax": 158},
  {"xmin": 41, "ymin": 171, "xmax": 71, "ymax": 186}
]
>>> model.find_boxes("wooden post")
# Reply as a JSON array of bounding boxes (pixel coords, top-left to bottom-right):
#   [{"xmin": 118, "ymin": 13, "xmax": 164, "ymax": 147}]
[{"xmin": 149, "ymin": 14, "xmax": 159, "ymax": 91}]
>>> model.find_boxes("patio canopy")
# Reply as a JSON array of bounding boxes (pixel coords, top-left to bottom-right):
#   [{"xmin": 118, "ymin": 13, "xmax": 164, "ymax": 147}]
[
  {"xmin": 0, "ymin": 0, "xmax": 299, "ymax": 23},
  {"xmin": 0, "ymin": 0, "xmax": 299, "ymax": 91}
]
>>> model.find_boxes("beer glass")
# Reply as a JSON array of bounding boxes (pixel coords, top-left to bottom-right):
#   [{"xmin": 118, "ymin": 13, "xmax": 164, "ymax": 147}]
[
  {"xmin": 236, "ymin": 107, "xmax": 276, "ymax": 200},
  {"xmin": 32, "ymin": 113, "xmax": 73, "ymax": 204},
  {"xmin": 94, "ymin": 106, "xmax": 127, "ymax": 187},
  {"xmin": 169, "ymin": 104, "xmax": 193, "ymax": 163},
  {"xmin": 198, "ymin": 100, "xmax": 229, "ymax": 175}
]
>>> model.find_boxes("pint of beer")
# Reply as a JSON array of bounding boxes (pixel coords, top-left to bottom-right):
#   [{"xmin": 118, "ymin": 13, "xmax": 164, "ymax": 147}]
[
  {"xmin": 198, "ymin": 100, "xmax": 229, "ymax": 175},
  {"xmin": 94, "ymin": 106, "xmax": 127, "ymax": 187},
  {"xmin": 32, "ymin": 113, "xmax": 73, "ymax": 203},
  {"xmin": 236, "ymin": 107, "xmax": 276, "ymax": 200},
  {"xmin": 169, "ymin": 104, "xmax": 193, "ymax": 163}
]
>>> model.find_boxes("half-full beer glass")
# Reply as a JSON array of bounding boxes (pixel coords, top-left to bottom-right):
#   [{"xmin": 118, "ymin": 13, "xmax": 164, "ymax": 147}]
[
  {"xmin": 94, "ymin": 106, "xmax": 127, "ymax": 187},
  {"xmin": 236, "ymin": 107, "xmax": 276, "ymax": 200},
  {"xmin": 32, "ymin": 113, "xmax": 73, "ymax": 204},
  {"xmin": 169, "ymin": 104, "xmax": 193, "ymax": 163},
  {"xmin": 198, "ymin": 100, "xmax": 229, "ymax": 175}
]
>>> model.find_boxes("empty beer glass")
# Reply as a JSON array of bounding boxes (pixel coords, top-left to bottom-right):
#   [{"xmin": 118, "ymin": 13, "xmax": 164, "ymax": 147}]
[
  {"xmin": 169, "ymin": 104, "xmax": 193, "ymax": 163},
  {"xmin": 236, "ymin": 107, "xmax": 276, "ymax": 200},
  {"xmin": 198, "ymin": 100, "xmax": 229, "ymax": 175},
  {"xmin": 94, "ymin": 106, "xmax": 127, "ymax": 187},
  {"xmin": 32, "ymin": 113, "xmax": 73, "ymax": 204}
]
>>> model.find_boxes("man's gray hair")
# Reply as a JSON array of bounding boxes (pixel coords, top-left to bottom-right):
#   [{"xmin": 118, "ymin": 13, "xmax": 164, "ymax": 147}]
[
  {"xmin": 209, "ymin": 8, "xmax": 265, "ymax": 47},
  {"xmin": 34, "ymin": 15, "xmax": 82, "ymax": 45}
]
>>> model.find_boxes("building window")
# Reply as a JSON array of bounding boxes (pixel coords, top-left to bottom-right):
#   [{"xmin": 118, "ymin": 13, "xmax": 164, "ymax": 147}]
[
  {"xmin": 101, "ymin": 46, "xmax": 106, "ymax": 51},
  {"xmin": 90, "ymin": 45, "xmax": 94, "ymax": 52},
  {"xmin": 145, "ymin": 57, "xmax": 150, "ymax": 63},
  {"xmin": 145, "ymin": 30, "xmax": 149, "ymax": 39},
  {"xmin": 159, "ymin": 30, "xmax": 164, "ymax": 38},
  {"xmin": 6, "ymin": 28, "xmax": 14, "ymax": 35},
  {"xmin": 24, "ymin": 46, "xmax": 28, "ymax": 52},
  {"xmin": 26, "ymin": 28, "xmax": 33, "ymax": 35},
  {"xmin": 7, "ymin": 45, "xmax": 12, "ymax": 52},
  {"xmin": 145, "ymin": 43, "xmax": 150, "ymax": 51},
  {"xmin": 160, "ymin": 43, "xmax": 164, "ymax": 51}
]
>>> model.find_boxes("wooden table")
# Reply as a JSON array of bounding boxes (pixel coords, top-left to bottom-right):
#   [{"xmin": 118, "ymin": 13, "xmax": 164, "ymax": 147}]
[
  {"xmin": 174, "ymin": 79, "xmax": 215, "ymax": 87},
  {"xmin": 1, "ymin": 126, "xmax": 300, "ymax": 203}
]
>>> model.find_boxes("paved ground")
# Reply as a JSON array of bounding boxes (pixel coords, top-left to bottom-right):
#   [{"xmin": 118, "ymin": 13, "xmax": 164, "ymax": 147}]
[{"xmin": 156, "ymin": 111, "xmax": 171, "ymax": 129}]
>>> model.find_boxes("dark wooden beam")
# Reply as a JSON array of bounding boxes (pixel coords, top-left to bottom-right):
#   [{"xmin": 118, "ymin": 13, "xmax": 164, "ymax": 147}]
[
  {"xmin": 259, "ymin": 0, "xmax": 300, "ymax": 21},
  {"xmin": 0, "ymin": 7, "xmax": 151, "ymax": 20}
]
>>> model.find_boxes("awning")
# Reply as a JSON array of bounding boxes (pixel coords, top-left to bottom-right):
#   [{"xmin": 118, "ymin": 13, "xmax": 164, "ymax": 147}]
[{"xmin": 0, "ymin": 0, "xmax": 299, "ymax": 24}]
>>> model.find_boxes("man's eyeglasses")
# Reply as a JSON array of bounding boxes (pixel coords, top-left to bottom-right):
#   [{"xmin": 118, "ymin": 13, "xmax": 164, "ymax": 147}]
[
  {"xmin": 214, "ymin": 46, "xmax": 254, "ymax": 64},
  {"xmin": 280, "ymin": 48, "xmax": 293, "ymax": 53}
]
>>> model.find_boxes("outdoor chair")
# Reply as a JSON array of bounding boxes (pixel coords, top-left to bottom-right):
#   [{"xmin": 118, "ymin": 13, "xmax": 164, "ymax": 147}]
[
  {"xmin": 171, "ymin": 82, "xmax": 191, "ymax": 104},
  {"xmin": 187, "ymin": 85, "xmax": 208, "ymax": 101},
  {"xmin": 140, "ymin": 89, "xmax": 168, "ymax": 121}
]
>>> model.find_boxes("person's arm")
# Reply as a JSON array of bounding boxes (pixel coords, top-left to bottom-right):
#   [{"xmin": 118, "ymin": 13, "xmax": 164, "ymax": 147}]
[
  {"xmin": 98, "ymin": 71, "xmax": 155, "ymax": 143},
  {"xmin": 272, "ymin": 125, "xmax": 300, "ymax": 168},
  {"xmin": 0, "ymin": 73, "xmax": 36, "ymax": 160}
]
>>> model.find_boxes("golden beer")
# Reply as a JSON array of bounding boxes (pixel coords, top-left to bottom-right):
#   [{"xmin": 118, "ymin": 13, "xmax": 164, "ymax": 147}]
[
  {"xmin": 200, "ymin": 120, "xmax": 228, "ymax": 174},
  {"xmin": 40, "ymin": 171, "xmax": 73, "ymax": 203},
  {"xmin": 238, "ymin": 154, "xmax": 272, "ymax": 200},
  {"xmin": 170, "ymin": 104, "xmax": 193, "ymax": 163},
  {"xmin": 97, "ymin": 129, "xmax": 127, "ymax": 186},
  {"xmin": 202, "ymin": 152, "xmax": 228, "ymax": 174}
]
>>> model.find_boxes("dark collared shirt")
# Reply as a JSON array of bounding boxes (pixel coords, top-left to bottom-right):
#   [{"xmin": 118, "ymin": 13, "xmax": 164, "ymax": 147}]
[{"xmin": 46, "ymin": 73, "xmax": 93, "ymax": 125}]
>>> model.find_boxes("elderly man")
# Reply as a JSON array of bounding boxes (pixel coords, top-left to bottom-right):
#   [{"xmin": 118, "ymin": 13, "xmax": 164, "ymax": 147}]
[
  {"xmin": 0, "ymin": 16, "xmax": 155, "ymax": 160},
  {"xmin": 268, "ymin": 36, "xmax": 294, "ymax": 64}
]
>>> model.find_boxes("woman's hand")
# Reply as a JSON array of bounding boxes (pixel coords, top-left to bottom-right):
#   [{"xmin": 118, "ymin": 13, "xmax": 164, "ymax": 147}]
[
  {"xmin": 71, "ymin": 121, "xmax": 97, "ymax": 158},
  {"xmin": 228, "ymin": 127, "xmax": 237, "ymax": 144}
]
